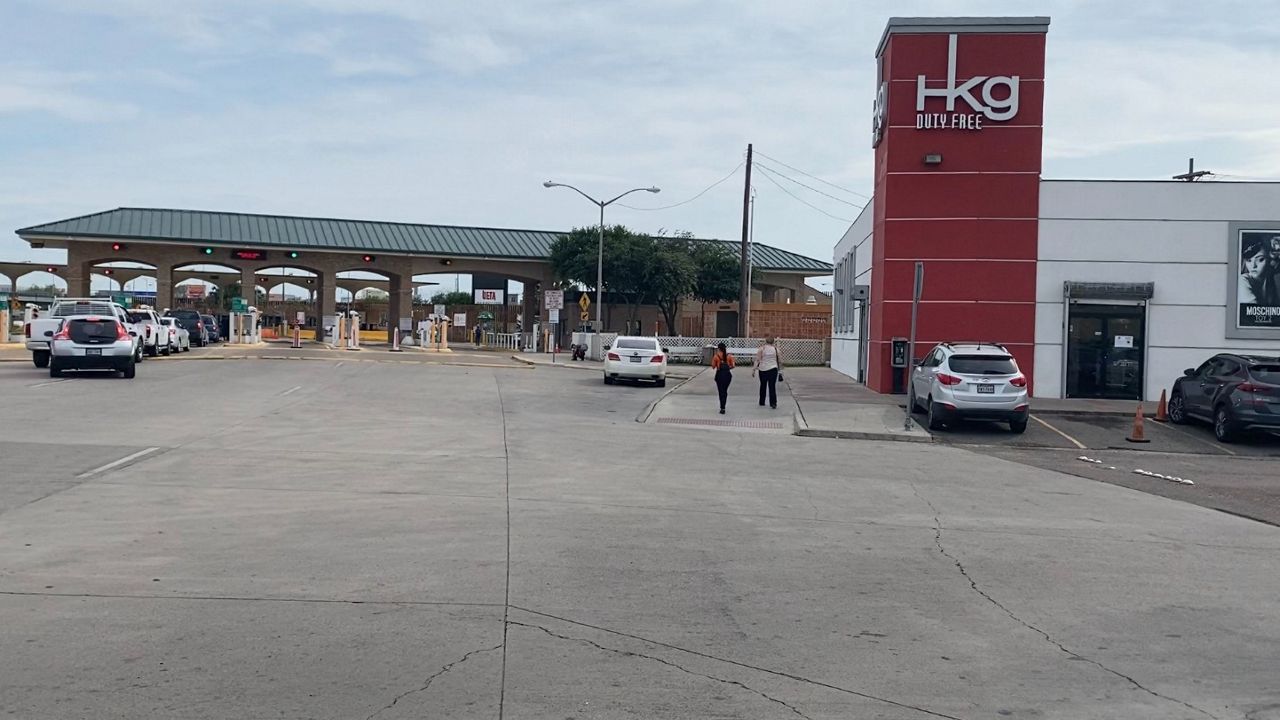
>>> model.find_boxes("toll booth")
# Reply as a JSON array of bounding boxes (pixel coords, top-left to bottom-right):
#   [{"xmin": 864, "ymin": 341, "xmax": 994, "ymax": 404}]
[{"xmin": 230, "ymin": 307, "xmax": 261, "ymax": 344}]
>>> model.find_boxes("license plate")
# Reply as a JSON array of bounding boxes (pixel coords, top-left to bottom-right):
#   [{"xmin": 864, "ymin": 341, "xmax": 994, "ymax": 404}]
[
  {"xmin": 977, "ymin": 384, "xmax": 995, "ymax": 394},
  {"xmin": 85, "ymin": 348, "xmax": 102, "ymax": 356},
  {"xmin": 629, "ymin": 356, "xmax": 641, "ymax": 363}
]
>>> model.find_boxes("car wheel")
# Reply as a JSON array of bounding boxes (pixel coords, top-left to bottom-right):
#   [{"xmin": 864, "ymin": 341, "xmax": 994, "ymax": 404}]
[
  {"xmin": 603, "ymin": 374, "xmax": 614, "ymax": 385},
  {"xmin": 1009, "ymin": 417, "xmax": 1028, "ymax": 434},
  {"xmin": 49, "ymin": 363, "xmax": 63, "ymax": 378},
  {"xmin": 161, "ymin": 344, "xmax": 171, "ymax": 356},
  {"xmin": 33, "ymin": 350, "xmax": 50, "ymax": 369},
  {"xmin": 146, "ymin": 343, "xmax": 158, "ymax": 357},
  {"xmin": 656, "ymin": 378, "xmax": 666, "ymax": 388},
  {"xmin": 926, "ymin": 398, "xmax": 945, "ymax": 431},
  {"xmin": 121, "ymin": 361, "xmax": 136, "ymax": 379},
  {"xmin": 1168, "ymin": 391, "xmax": 1187, "ymax": 424},
  {"xmin": 1214, "ymin": 405, "xmax": 1238, "ymax": 443}
]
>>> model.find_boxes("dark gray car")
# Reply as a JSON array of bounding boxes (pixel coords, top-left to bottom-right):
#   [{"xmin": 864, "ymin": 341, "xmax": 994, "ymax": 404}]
[
  {"xmin": 201, "ymin": 314, "xmax": 222, "ymax": 343},
  {"xmin": 1168, "ymin": 353, "xmax": 1280, "ymax": 442},
  {"xmin": 165, "ymin": 309, "xmax": 208, "ymax": 346}
]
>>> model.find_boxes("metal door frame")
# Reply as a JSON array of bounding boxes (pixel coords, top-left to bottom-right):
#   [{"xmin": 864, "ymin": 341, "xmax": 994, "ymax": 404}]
[{"xmin": 1063, "ymin": 298, "xmax": 1149, "ymax": 400}]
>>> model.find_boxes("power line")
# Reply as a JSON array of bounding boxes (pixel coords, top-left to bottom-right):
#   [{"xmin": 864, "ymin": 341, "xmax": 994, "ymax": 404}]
[
  {"xmin": 754, "ymin": 165, "xmax": 853, "ymax": 223},
  {"xmin": 754, "ymin": 160, "xmax": 865, "ymax": 209},
  {"xmin": 754, "ymin": 150, "xmax": 871, "ymax": 200},
  {"xmin": 616, "ymin": 161, "xmax": 744, "ymax": 211}
]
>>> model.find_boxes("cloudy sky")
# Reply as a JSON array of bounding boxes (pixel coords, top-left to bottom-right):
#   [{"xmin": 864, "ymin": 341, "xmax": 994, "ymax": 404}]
[{"xmin": 2, "ymin": 0, "xmax": 1278, "ymax": 291}]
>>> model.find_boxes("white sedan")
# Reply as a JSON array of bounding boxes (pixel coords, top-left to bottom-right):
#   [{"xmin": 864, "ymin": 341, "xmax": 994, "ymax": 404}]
[
  {"xmin": 159, "ymin": 317, "xmax": 191, "ymax": 353},
  {"xmin": 604, "ymin": 336, "xmax": 667, "ymax": 387}
]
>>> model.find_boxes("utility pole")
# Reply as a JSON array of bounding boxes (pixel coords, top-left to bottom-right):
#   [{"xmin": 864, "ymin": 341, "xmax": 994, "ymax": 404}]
[
  {"xmin": 739, "ymin": 143, "xmax": 753, "ymax": 338},
  {"xmin": 1173, "ymin": 157, "xmax": 1212, "ymax": 182}
]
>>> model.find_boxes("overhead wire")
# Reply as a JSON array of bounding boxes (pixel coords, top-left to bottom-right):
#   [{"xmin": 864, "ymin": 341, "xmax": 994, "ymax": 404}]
[
  {"xmin": 616, "ymin": 161, "xmax": 745, "ymax": 210},
  {"xmin": 754, "ymin": 165, "xmax": 853, "ymax": 223},
  {"xmin": 754, "ymin": 160, "xmax": 865, "ymax": 209},
  {"xmin": 754, "ymin": 150, "xmax": 872, "ymax": 201}
]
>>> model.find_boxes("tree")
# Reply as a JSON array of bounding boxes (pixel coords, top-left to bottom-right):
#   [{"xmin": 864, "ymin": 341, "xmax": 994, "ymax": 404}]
[
  {"xmin": 688, "ymin": 240, "xmax": 749, "ymax": 303},
  {"xmin": 428, "ymin": 290, "xmax": 473, "ymax": 306},
  {"xmin": 17, "ymin": 283, "xmax": 65, "ymax": 297}
]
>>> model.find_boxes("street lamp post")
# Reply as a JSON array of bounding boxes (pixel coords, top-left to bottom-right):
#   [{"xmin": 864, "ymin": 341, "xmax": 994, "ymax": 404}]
[{"xmin": 543, "ymin": 181, "xmax": 660, "ymax": 329}]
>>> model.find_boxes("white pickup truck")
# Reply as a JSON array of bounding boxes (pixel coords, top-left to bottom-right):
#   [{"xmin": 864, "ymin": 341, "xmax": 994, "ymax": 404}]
[{"xmin": 24, "ymin": 298, "xmax": 143, "ymax": 368}]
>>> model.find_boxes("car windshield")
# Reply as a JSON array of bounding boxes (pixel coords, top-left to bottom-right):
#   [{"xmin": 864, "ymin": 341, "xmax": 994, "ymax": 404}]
[
  {"xmin": 1249, "ymin": 365, "xmax": 1280, "ymax": 384},
  {"xmin": 160, "ymin": 318, "xmax": 175, "ymax": 326},
  {"xmin": 949, "ymin": 355, "xmax": 1016, "ymax": 375},
  {"xmin": 616, "ymin": 339, "xmax": 658, "ymax": 350}
]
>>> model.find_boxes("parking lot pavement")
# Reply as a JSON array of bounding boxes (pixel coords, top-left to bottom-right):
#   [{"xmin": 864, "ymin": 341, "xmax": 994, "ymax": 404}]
[{"xmin": 3, "ymin": 358, "xmax": 1280, "ymax": 717}]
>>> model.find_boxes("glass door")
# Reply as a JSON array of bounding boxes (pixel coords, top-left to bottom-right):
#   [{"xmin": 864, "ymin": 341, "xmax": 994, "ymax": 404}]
[{"xmin": 1066, "ymin": 303, "xmax": 1145, "ymax": 400}]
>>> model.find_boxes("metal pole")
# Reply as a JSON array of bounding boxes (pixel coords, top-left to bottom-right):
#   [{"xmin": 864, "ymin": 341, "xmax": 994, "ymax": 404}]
[
  {"xmin": 596, "ymin": 202, "xmax": 604, "ymax": 328},
  {"xmin": 739, "ymin": 143, "xmax": 753, "ymax": 337},
  {"xmin": 905, "ymin": 261, "xmax": 924, "ymax": 430}
]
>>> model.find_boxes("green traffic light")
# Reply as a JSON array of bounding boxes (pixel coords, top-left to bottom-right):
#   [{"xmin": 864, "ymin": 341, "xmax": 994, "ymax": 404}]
[
  {"xmin": 289, "ymin": 251, "xmax": 299, "ymax": 259},
  {"xmin": 203, "ymin": 248, "xmax": 213, "ymax": 255}
]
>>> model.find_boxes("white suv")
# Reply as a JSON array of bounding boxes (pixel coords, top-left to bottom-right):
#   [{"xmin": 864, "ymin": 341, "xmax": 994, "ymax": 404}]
[{"xmin": 908, "ymin": 343, "xmax": 1029, "ymax": 433}]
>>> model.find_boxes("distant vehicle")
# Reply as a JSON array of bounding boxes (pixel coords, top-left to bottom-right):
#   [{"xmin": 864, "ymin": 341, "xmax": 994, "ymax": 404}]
[
  {"xmin": 201, "ymin": 314, "xmax": 222, "ymax": 343},
  {"xmin": 1168, "ymin": 353, "xmax": 1280, "ymax": 442},
  {"xmin": 126, "ymin": 307, "xmax": 167, "ymax": 356},
  {"xmin": 159, "ymin": 317, "xmax": 190, "ymax": 353},
  {"xmin": 24, "ymin": 298, "xmax": 141, "ymax": 368},
  {"xmin": 909, "ymin": 342, "xmax": 1029, "ymax": 433},
  {"xmin": 165, "ymin": 309, "xmax": 208, "ymax": 347},
  {"xmin": 48, "ymin": 314, "xmax": 137, "ymax": 379},
  {"xmin": 603, "ymin": 336, "xmax": 667, "ymax": 387}
]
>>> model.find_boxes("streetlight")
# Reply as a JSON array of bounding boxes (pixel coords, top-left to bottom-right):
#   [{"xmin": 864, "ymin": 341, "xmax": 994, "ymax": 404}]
[{"xmin": 543, "ymin": 181, "xmax": 660, "ymax": 329}]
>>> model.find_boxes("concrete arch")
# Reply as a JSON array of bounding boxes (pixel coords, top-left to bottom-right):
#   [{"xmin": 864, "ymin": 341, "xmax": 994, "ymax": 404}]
[{"xmin": 11, "ymin": 269, "xmax": 67, "ymax": 291}]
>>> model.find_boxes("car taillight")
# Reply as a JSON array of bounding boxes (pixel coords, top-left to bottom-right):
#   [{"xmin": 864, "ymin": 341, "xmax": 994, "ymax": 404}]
[
  {"xmin": 197, "ymin": 321, "xmax": 203, "ymax": 329},
  {"xmin": 650, "ymin": 354, "xmax": 664, "ymax": 363},
  {"xmin": 53, "ymin": 327, "xmax": 70, "ymax": 341},
  {"xmin": 937, "ymin": 373, "xmax": 963, "ymax": 386},
  {"xmin": 1010, "ymin": 375, "xmax": 1028, "ymax": 388},
  {"xmin": 607, "ymin": 352, "xmax": 621, "ymax": 361},
  {"xmin": 24, "ymin": 323, "xmax": 30, "ymax": 338},
  {"xmin": 116, "ymin": 323, "xmax": 129, "ymax": 341},
  {"xmin": 1239, "ymin": 383, "xmax": 1271, "ymax": 394}
]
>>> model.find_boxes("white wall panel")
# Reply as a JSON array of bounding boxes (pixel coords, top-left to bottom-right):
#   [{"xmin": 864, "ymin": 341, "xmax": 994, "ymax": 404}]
[
  {"xmin": 1042, "ymin": 181, "xmax": 1280, "ymax": 222},
  {"xmin": 1036, "ymin": 261, "xmax": 1225, "ymax": 305},
  {"xmin": 1038, "ymin": 219, "xmax": 1228, "ymax": 263}
]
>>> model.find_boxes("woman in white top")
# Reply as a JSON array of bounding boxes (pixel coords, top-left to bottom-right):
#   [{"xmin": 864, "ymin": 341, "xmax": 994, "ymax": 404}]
[{"xmin": 753, "ymin": 335, "xmax": 782, "ymax": 409}]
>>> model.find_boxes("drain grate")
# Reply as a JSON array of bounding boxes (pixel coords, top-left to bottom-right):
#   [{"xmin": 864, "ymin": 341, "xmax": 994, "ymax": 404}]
[{"xmin": 655, "ymin": 417, "xmax": 785, "ymax": 429}]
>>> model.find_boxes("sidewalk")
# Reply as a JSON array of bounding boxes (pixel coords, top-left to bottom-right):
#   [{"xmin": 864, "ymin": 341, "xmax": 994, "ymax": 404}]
[
  {"xmin": 640, "ymin": 368, "xmax": 799, "ymax": 434},
  {"xmin": 0, "ymin": 342, "xmax": 28, "ymax": 362},
  {"xmin": 783, "ymin": 367, "xmax": 933, "ymax": 443}
]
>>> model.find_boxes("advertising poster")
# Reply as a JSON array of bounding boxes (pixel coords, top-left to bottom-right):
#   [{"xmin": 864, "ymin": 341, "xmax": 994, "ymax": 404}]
[{"xmin": 1236, "ymin": 230, "xmax": 1280, "ymax": 329}]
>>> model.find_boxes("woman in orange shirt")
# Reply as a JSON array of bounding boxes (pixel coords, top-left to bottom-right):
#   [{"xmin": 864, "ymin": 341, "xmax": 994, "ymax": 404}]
[{"xmin": 710, "ymin": 342, "xmax": 735, "ymax": 414}]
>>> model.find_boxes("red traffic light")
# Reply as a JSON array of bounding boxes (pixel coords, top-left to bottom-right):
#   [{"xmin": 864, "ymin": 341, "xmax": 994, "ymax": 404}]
[
  {"xmin": 45, "ymin": 266, "xmax": 58, "ymax": 273},
  {"xmin": 111, "ymin": 242, "xmax": 126, "ymax": 251},
  {"xmin": 362, "ymin": 255, "xmax": 376, "ymax": 263},
  {"xmin": 102, "ymin": 269, "xmax": 114, "ymax": 276}
]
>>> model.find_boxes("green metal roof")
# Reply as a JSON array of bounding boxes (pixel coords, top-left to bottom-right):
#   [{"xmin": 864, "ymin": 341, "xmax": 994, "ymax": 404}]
[{"xmin": 17, "ymin": 207, "xmax": 832, "ymax": 274}]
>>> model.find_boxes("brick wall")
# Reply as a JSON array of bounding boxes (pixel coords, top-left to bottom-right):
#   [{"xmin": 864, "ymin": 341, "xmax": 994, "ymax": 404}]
[{"xmin": 749, "ymin": 303, "xmax": 830, "ymax": 340}]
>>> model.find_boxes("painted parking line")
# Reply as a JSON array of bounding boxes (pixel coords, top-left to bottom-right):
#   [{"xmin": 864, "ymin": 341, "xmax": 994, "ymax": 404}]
[
  {"xmin": 1030, "ymin": 414, "xmax": 1087, "ymax": 449},
  {"xmin": 278, "ymin": 385, "xmax": 303, "ymax": 397},
  {"xmin": 76, "ymin": 447, "xmax": 163, "ymax": 479},
  {"xmin": 1147, "ymin": 420, "xmax": 1237, "ymax": 456},
  {"xmin": 28, "ymin": 379, "xmax": 69, "ymax": 388}
]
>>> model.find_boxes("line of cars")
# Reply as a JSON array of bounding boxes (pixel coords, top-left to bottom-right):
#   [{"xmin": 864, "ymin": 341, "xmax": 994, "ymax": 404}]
[
  {"xmin": 907, "ymin": 342, "xmax": 1279, "ymax": 444},
  {"xmin": 23, "ymin": 297, "xmax": 223, "ymax": 379}
]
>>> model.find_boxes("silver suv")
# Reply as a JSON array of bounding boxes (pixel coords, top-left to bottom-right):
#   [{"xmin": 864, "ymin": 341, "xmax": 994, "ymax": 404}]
[{"xmin": 908, "ymin": 343, "xmax": 1029, "ymax": 433}]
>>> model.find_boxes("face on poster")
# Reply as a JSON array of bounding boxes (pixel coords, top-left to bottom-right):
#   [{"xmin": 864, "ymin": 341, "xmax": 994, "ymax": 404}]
[{"xmin": 1236, "ymin": 231, "xmax": 1280, "ymax": 329}]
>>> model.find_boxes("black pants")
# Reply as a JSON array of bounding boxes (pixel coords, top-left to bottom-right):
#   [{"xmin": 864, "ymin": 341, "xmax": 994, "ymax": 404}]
[
  {"xmin": 715, "ymin": 372, "xmax": 732, "ymax": 410},
  {"xmin": 758, "ymin": 368, "xmax": 778, "ymax": 407}
]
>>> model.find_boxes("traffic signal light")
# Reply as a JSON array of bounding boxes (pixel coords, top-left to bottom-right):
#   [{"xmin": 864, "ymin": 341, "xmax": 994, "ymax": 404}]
[
  {"xmin": 202, "ymin": 247, "xmax": 214, "ymax": 255},
  {"xmin": 45, "ymin": 266, "xmax": 58, "ymax": 273},
  {"xmin": 362, "ymin": 255, "xmax": 376, "ymax": 263},
  {"xmin": 101, "ymin": 269, "xmax": 114, "ymax": 276},
  {"xmin": 288, "ymin": 251, "xmax": 300, "ymax": 259},
  {"xmin": 111, "ymin": 242, "xmax": 126, "ymax": 251}
]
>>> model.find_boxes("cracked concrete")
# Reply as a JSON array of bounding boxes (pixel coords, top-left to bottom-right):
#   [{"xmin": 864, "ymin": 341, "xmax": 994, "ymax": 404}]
[{"xmin": 2, "ymin": 358, "xmax": 1279, "ymax": 718}]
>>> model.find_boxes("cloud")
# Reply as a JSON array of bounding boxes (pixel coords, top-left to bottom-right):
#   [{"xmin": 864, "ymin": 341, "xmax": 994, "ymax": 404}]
[
  {"xmin": 0, "ymin": 67, "xmax": 138, "ymax": 122},
  {"xmin": 421, "ymin": 32, "xmax": 522, "ymax": 74}
]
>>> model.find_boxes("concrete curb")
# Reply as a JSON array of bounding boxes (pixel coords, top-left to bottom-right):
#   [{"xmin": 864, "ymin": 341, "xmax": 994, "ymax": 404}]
[
  {"xmin": 636, "ymin": 368, "xmax": 709, "ymax": 424},
  {"xmin": 794, "ymin": 427, "xmax": 936, "ymax": 444}
]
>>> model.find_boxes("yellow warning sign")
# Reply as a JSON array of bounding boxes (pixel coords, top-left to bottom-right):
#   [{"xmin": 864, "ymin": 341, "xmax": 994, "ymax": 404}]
[
  {"xmin": 580, "ymin": 309, "xmax": 590, "ymax": 322},
  {"xmin": 578, "ymin": 294, "xmax": 591, "ymax": 311}
]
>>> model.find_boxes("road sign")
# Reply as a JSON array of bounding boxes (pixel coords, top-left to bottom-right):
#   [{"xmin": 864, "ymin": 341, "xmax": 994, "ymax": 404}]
[
  {"xmin": 434, "ymin": 303, "xmax": 446, "ymax": 317},
  {"xmin": 578, "ymin": 294, "xmax": 590, "ymax": 311},
  {"xmin": 231, "ymin": 297, "xmax": 247, "ymax": 313},
  {"xmin": 544, "ymin": 290, "xmax": 564, "ymax": 310},
  {"xmin": 580, "ymin": 309, "xmax": 590, "ymax": 322},
  {"xmin": 453, "ymin": 313, "xmax": 466, "ymax": 327},
  {"xmin": 296, "ymin": 311, "xmax": 305, "ymax": 323},
  {"xmin": 548, "ymin": 308, "xmax": 560, "ymax": 324}
]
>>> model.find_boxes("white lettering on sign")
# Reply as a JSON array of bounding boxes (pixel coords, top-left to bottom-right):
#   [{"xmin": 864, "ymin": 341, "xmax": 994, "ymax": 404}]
[
  {"xmin": 915, "ymin": 34, "xmax": 1019, "ymax": 130},
  {"xmin": 871, "ymin": 81, "xmax": 888, "ymax": 147}
]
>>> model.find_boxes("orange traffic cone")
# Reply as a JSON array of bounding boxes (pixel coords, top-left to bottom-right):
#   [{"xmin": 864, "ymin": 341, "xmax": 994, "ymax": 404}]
[
  {"xmin": 1126, "ymin": 403, "xmax": 1150, "ymax": 443},
  {"xmin": 1154, "ymin": 389, "xmax": 1169, "ymax": 423}
]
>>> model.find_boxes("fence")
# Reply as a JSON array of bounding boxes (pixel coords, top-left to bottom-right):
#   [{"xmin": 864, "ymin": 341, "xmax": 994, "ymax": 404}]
[
  {"xmin": 655, "ymin": 336, "xmax": 826, "ymax": 366},
  {"xmin": 485, "ymin": 332, "xmax": 521, "ymax": 350}
]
